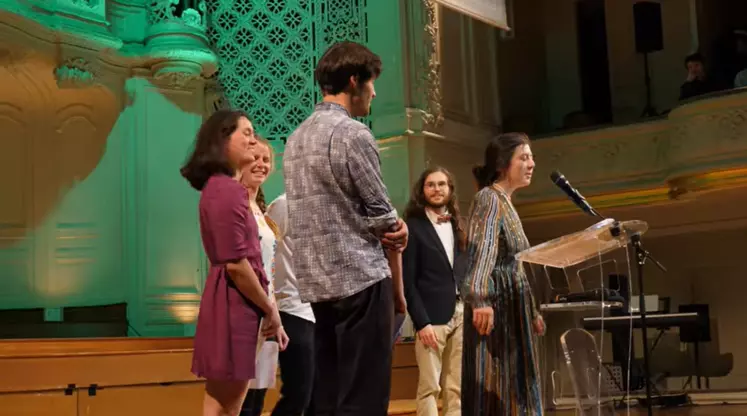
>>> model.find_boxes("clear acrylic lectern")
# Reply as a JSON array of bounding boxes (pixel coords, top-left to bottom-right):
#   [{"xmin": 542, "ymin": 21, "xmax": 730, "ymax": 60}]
[
  {"xmin": 516, "ymin": 218, "xmax": 649, "ymax": 415},
  {"xmin": 517, "ymin": 218, "xmax": 648, "ymax": 313}
]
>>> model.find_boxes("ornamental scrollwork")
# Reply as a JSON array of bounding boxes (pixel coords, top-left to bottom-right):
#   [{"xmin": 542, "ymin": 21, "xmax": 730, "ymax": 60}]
[
  {"xmin": 421, "ymin": 0, "xmax": 444, "ymax": 127},
  {"xmin": 153, "ymin": 71, "xmax": 201, "ymax": 89},
  {"xmin": 148, "ymin": 0, "xmax": 207, "ymax": 30},
  {"xmin": 204, "ymin": 74, "xmax": 229, "ymax": 115},
  {"xmin": 54, "ymin": 57, "xmax": 96, "ymax": 88},
  {"xmin": 71, "ymin": 0, "xmax": 98, "ymax": 9}
]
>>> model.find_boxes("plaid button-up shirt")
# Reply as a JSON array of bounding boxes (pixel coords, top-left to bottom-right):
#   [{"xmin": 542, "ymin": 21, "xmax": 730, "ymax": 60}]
[{"xmin": 283, "ymin": 102, "xmax": 398, "ymax": 303}]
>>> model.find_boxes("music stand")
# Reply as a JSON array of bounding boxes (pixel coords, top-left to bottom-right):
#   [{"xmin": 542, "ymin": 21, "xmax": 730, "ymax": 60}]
[{"xmin": 516, "ymin": 218, "xmax": 657, "ymax": 415}]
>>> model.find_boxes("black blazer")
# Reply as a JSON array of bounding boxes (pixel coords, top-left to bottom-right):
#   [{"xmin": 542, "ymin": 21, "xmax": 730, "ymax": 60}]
[{"xmin": 403, "ymin": 215, "xmax": 467, "ymax": 331}]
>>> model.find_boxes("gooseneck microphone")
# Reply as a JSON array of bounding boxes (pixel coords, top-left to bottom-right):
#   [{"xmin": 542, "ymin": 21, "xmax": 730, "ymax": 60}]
[{"xmin": 550, "ymin": 171, "xmax": 601, "ymax": 218}]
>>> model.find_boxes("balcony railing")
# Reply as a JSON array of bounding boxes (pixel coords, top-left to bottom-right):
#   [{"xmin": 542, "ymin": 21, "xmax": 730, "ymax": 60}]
[{"xmin": 515, "ymin": 88, "xmax": 747, "ymax": 218}]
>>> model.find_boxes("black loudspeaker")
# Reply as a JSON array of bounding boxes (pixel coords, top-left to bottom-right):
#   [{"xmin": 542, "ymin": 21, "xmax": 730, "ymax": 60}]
[{"xmin": 633, "ymin": 1, "xmax": 663, "ymax": 53}]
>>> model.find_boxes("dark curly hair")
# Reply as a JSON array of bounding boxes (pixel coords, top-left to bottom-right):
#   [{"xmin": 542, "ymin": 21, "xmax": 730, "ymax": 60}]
[
  {"xmin": 250, "ymin": 137, "xmax": 281, "ymax": 238},
  {"xmin": 315, "ymin": 41, "xmax": 382, "ymax": 96},
  {"xmin": 251, "ymin": 135, "xmax": 274, "ymax": 214},
  {"xmin": 472, "ymin": 132, "xmax": 531, "ymax": 189},
  {"xmin": 404, "ymin": 166, "xmax": 466, "ymax": 251},
  {"xmin": 180, "ymin": 109, "xmax": 250, "ymax": 190}
]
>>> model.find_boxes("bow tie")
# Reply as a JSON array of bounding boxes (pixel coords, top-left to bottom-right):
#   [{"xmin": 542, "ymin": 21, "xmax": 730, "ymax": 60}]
[{"xmin": 436, "ymin": 214, "xmax": 451, "ymax": 224}]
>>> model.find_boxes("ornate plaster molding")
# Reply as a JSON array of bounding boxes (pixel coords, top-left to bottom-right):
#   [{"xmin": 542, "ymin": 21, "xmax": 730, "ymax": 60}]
[
  {"xmin": 151, "ymin": 70, "xmax": 202, "ymax": 89},
  {"xmin": 517, "ymin": 187, "xmax": 673, "ymax": 219},
  {"xmin": 54, "ymin": 57, "xmax": 97, "ymax": 88},
  {"xmin": 0, "ymin": 1, "xmax": 215, "ymax": 95},
  {"xmin": 513, "ymin": 91, "xmax": 747, "ymax": 219},
  {"xmin": 147, "ymin": 0, "xmax": 207, "ymax": 30},
  {"xmin": 203, "ymin": 75, "xmax": 228, "ymax": 115},
  {"xmin": 421, "ymin": 0, "xmax": 444, "ymax": 128},
  {"xmin": 144, "ymin": 0, "xmax": 217, "ymax": 80}
]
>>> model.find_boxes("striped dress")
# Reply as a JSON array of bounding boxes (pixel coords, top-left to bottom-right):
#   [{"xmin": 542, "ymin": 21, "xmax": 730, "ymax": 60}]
[{"xmin": 462, "ymin": 185, "xmax": 543, "ymax": 415}]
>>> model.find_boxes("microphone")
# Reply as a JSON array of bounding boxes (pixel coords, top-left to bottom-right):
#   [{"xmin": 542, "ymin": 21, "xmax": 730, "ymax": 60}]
[{"xmin": 550, "ymin": 171, "xmax": 601, "ymax": 217}]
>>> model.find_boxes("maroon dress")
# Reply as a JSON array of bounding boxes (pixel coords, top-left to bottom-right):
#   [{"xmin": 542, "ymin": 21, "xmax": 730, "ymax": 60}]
[{"xmin": 191, "ymin": 174, "xmax": 269, "ymax": 381}]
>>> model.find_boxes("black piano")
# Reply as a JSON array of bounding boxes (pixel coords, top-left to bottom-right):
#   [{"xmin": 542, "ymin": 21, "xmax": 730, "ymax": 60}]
[{"xmin": 581, "ymin": 305, "xmax": 708, "ymax": 395}]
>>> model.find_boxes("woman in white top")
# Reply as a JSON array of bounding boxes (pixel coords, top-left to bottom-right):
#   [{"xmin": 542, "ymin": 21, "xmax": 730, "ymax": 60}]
[
  {"xmin": 241, "ymin": 138, "xmax": 316, "ymax": 416},
  {"xmin": 264, "ymin": 192, "xmax": 316, "ymax": 415},
  {"xmin": 240, "ymin": 138, "xmax": 289, "ymax": 416}
]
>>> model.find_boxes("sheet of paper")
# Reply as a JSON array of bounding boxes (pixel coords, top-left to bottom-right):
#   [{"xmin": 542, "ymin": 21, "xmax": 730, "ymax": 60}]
[
  {"xmin": 248, "ymin": 340, "xmax": 279, "ymax": 389},
  {"xmin": 392, "ymin": 312, "xmax": 407, "ymax": 346}
]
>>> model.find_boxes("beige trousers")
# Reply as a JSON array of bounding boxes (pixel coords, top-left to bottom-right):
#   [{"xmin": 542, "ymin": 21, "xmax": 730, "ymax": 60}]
[{"xmin": 415, "ymin": 301, "xmax": 463, "ymax": 416}]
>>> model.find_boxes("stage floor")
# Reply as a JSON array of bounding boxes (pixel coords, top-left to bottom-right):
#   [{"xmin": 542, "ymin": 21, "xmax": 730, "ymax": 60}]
[
  {"xmin": 385, "ymin": 402, "xmax": 747, "ymax": 416},
  {"xmin": 549, "ymin": 404, "xmax": 747, "ymax": 415}
]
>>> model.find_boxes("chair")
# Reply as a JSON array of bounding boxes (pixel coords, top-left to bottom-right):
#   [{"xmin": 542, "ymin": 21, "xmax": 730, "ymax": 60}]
[{"xmin": 560, "ymin": 328, "xmax": 616, "ymax": 415}]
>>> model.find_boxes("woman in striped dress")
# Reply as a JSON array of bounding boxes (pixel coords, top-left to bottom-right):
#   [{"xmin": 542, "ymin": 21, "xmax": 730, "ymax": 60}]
[{"xmin": 462, "ymin": 132, "xmax": 546, "ymax": 415}]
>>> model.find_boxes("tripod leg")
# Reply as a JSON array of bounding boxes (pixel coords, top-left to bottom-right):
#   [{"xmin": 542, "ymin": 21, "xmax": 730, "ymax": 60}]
[{"xmin": 695, "ymin": 342, "xmax": 701, "ymax": 389}]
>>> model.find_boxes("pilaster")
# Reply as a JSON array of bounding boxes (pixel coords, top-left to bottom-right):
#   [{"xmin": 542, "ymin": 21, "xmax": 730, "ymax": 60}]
[
  {"xmin": 107, "ymin": 0, "xmax": 149, "ymax": 49},
  {"xmin": 364, "ymin": 0, "xmax": 443, "ymax": 140},
  {"xmin": 364, "ymin": 0, "xmax": 445, "ymax": 201},
  {"xmin": 122, "ymin": 72, "xmax": 207, "ymax": 336},
  {"xmin": 400, "ymin": 0, "xmax": 443, "ymax": 130}
]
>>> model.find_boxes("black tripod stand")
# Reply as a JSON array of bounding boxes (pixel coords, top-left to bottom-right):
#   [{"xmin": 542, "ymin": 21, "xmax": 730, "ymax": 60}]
[
  {"xmin": 551, "ymin": 171, "xmax": 667, "ymax": 415},
  {"xmin": 630, "ymin": 232, "xmax": 667, "ymax": 416},
  {"xmin": 640, "ymin": 52, "xmax": 659, "ymax": 118}
]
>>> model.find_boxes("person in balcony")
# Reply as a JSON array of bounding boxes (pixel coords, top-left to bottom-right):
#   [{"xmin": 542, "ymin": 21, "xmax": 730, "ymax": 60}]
[
  {"xmin": 181, "ymin": 110, "xmax": 282, "ymax": 416},
  {"xmin": 462, "ymin": 133, "xmax": 546, "ymax": 416},
  {"xmin": 679, "ymin": 53, "xmax": 719, "ymax": 101}
]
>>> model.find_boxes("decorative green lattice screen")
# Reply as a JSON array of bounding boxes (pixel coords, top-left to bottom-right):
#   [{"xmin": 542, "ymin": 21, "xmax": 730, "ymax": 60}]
[{"xmin": 206, "ymin": 0, "xmax": 369, "ymax": 141}]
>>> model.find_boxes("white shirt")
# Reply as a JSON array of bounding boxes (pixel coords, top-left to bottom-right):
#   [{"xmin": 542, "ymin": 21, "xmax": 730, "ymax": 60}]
[
  {"xmin": 266, "ymin": 194, "xmax": 316, "ymax": 323},
  {"xmin": 426, "ymin": 209, "xmax": 455, "ymax": 267},
  {"xmin": 254, "ymin": 212, "xmax": 277, "ymax": 295}
]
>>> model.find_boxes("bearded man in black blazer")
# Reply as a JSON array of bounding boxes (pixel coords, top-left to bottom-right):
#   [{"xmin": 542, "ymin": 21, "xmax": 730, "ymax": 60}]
[{"xmin": 403, "ymin": 166, "xmax": 467, "ymax": 416}]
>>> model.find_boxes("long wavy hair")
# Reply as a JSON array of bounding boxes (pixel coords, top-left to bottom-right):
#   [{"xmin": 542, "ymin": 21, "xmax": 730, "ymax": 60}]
[
  {"xmin": 472, "ymin": 132, "xmax": 531, "ymax": 189},
  {"xmin": 404, "ymin": 166, "xmax": 466, "ymax": 251},
  {"xmin": 180, "ymin": 109, "xmax": 250, "ymax": 190},
  {"xmin": 248, "ymin": 136, "xmax": 281, "ymax": 239}
]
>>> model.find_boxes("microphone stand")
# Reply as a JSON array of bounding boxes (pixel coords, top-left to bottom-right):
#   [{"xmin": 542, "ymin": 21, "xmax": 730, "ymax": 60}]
[{"xmin": 586, "ymin": 206, "xmax": 666, "ymax": 416}]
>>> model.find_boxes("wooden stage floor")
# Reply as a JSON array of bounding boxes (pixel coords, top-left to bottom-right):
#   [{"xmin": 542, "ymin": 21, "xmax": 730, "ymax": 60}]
[
  {"xmin": 548, "ymin": 404, "xmax": 747, "ymax": 415},
  {"xmin": 387, "ymin": 402, "xmax": 747, "ymax": 415}
]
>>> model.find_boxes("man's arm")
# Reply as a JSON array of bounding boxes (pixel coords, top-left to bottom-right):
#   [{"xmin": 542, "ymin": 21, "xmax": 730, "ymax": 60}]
[
  {"xmin": 343, "ymin": 127, "xmax": 399, "ymax": 235},
  {"xmin": 387, "ymin": 250, "xmax": 406, "ymax": 314}
]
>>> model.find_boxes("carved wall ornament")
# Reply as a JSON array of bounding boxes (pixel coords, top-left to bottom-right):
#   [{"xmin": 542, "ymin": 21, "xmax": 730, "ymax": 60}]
[
  {"xmin": 153, "ymin": 71, "xmax": 200, "ymax": 89},
  {"xmin": 422, "ymin": 0, "xmax": 444, "ymax": 127},
  {"xmin": 71, "ymin": 0, "xmax": 99, "ymax": 9},
  {"xmin": 181, "ymin": 4, "xmax": 206, "ymax": 29},
  {"xmin": 148, "ymin": 0, "xmax": 207, "ymax": 30},
  {"xmin": 54, "ymin": 57, "xmax": 97, "ymax": 88},
  {"xmin": 593, "ymin": 141, "xmax": 624, "ymax": 159},
  {"xmin": 204, "ymin": 74, "xmax": 229, "ymax": 115}
]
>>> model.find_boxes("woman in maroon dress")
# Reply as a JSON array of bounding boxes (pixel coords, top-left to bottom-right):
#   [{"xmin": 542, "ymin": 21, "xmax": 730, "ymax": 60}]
[{"xmin": 181, "ymin": 109, "xmax": 283, "ymax": 415}]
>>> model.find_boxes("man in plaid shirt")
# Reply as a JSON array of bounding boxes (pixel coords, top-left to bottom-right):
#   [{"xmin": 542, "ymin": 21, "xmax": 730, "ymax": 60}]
[{"xmin": 283, "ymin": 41, "xmax": 408, "ymax": 416}]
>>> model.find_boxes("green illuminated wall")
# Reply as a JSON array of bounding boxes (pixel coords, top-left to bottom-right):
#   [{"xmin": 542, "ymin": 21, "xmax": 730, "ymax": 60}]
[{"xmin": 0, "ymin": 0, "xmax": 432, "ymax": 337}]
